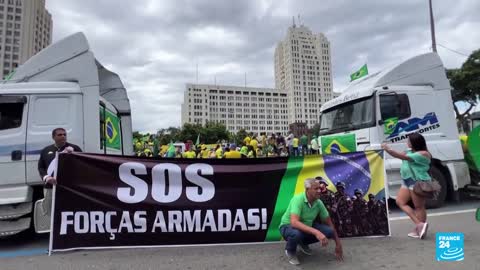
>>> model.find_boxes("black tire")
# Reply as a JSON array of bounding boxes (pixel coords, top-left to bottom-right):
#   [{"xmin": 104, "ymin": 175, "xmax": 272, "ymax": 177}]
[{"xmin": 425, "ymin": 166, "xmax": 448, "ymax": 209}]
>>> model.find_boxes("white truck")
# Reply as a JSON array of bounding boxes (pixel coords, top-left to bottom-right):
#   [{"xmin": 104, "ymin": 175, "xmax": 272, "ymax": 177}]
[
  {"xmin": 319, "ymin": 53, "xmax": 479, "ymax": 208},
  {"xmin": 0, "ymin": 33, "xmax": 133, "ymax": 236}
]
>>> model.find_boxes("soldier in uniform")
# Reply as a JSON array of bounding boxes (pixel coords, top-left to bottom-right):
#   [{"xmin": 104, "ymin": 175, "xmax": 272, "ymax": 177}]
[
  {"xmin": 375, "ymin": 198, "xmax": 389, "ymax": 235},
  {"xmin": 332, "ymin": 181, "xmax": 348, "ymax": 237},
  {"xmin": 316, "ymin": 176, "xmax": 335, "ymax": 212},
  {"xmin": 353, "ymin": 189, "xmax": 373, "ymax": 235},
  {"xmin": 367, "ymin": 193, "xmax": 379, "ymax": 233},
  {"xmin": 343, "ymin": 197, "xmax": 356, "ymax": 236}
]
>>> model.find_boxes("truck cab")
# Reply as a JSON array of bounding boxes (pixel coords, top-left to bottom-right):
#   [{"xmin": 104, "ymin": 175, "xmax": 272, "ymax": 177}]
[
  {"xmin": 319, "ymin": 53, "xmax": 471, "ymax": 208},
  {"xmin": 0, "ymin": 33, "xmax": 133, "ymax": 236}
]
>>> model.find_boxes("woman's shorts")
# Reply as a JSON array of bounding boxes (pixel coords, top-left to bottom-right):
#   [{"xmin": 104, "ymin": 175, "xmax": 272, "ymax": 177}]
[{"xmin": 401, "ymin": 178, "xmax": 416, "ymax": 190}]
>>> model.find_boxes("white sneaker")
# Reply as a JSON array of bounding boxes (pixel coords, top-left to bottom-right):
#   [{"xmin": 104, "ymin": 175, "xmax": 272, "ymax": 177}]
[
  {"xmin": 285, "ymin": 250, "xmax": 300, "ymax": 265},
  {"xmin": 407, "ymin": 231, "xmax": 420, "ymax": 238},
  {"xmin": 407, "ymin": 225, "xmax": 420, "ymax": 238}
]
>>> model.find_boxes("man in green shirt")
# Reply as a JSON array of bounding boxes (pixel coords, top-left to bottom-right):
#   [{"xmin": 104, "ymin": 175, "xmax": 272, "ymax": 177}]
[
  {"xmin": 279, "ymin": 178, "xmax": 343, "ymax": 265},
  {"xmin": 300, "ymin": 134, "xmax": 308, "ymax": 156}
]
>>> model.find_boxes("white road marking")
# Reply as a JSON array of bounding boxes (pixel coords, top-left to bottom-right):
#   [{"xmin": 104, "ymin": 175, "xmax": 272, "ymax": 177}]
[{"xmin": 389, "ymin": 208, "xmax": 477, "ymax": 221}]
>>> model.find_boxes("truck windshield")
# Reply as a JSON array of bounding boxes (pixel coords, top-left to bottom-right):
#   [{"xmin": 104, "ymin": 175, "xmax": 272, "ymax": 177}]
[{"xmin": 319, "ymin": 96, "xmax": 375, "ymax": 135}]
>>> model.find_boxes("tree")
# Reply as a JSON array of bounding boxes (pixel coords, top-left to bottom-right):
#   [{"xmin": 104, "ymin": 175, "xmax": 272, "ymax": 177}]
[
  {"xmin": 178, "ymin": 123, "xmax": 203, "ymax": 143},
  {"xmin": 234, "ymin": 129, "xmax": 248, "ymax": 145},
  {"xmin": 204, "ymin": 121, "xmax": 230, "ymax": 144},
  {"xmin": 132, "ymin": 131, "xmax": 142, "ymax": 141},
  {"xmin": 309, "ymin": 123, "xmax": 320, "ymax": 137},
  {"xmin": 447, "ymin": 49, "xmax": 480, "ymax": 133},
  {"xmin": 156, "ymin": 127, "xmax": 179, "ymax": 145}
]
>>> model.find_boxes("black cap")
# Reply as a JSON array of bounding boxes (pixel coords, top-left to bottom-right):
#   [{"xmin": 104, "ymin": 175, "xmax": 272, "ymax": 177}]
[
  {"xmin": 315, "ymin": 176, "xmax": 328, "ymax": 186},
  {"xmin": 335, "ymin": 181, "xmax": 346, "ymax": 188}
]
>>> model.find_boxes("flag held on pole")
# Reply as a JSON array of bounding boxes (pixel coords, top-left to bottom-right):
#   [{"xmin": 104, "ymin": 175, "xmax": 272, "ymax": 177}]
[{"xmin": 350, "ymin": 64, "xmax": 368, "ymax": 81}]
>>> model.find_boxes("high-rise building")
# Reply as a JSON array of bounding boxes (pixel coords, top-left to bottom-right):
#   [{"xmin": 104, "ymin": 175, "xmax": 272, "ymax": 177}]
[
  {"xmin": 0, "ymin": 0, "xmax": 52, "ymax": 78},
  {"xmin": 181, "ymin": 83, "xmax": 290, "ymax": 135},
  {"xmin": 274, "ymin": 22, "xmax": 333, "ymax": 127}
]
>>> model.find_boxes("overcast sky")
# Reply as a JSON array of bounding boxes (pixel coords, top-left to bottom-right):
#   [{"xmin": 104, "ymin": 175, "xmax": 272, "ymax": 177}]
[{"xmin": 45, "ymin": 0, "xmax": 480, "ymax": 133}]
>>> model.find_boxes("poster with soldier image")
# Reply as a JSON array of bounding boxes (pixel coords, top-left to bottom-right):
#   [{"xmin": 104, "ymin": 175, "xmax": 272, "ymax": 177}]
[{"xmin": 314, "ymin": 151, "xmax": 389, "ymax": 237}]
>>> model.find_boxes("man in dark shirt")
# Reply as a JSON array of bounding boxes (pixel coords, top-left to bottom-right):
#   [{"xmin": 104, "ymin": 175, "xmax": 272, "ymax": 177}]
[
  {"xmin": 38, "ymin": 127, "xmax": 82, "ymax": 186},
  {"xmin": 37, "ymin": 128, "xmax": 81, "ymax": 216}
]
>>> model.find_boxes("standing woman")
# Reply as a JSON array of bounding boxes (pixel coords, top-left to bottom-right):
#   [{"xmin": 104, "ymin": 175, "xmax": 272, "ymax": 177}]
[{"xmin": 381, "ymin": 133, "xmax": 431, "ymax": 239}]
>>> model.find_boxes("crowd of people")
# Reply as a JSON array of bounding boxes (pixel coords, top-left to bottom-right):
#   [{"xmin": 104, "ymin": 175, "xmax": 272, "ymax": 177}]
[{"xmin": 135, "ymin": 132, "xmax": 324, "ymax": 158}]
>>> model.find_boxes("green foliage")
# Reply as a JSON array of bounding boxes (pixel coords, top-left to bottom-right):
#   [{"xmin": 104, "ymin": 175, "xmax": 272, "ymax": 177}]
[
  {"xmin": 448, "ymin": 49, "xmax": 480, "ymax": 105},
  {"xmin": 136, "ymin": 122, "xmax": 231, "ymax": 146},
  {"xmin": 309, "ymin": 123, "xmax": 320, "ymax": 137},
  {"xmin": 234, "ymin": 129, "xmax": 248, "ymax": 145},
  {"xmin": 447, "ymin": 49, "xmax": 480, "ymax": 133}
]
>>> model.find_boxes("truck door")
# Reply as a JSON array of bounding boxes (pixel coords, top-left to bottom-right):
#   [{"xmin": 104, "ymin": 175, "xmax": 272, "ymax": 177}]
[
  {"xmin": 377, "ymin": 91, "xmax": 412, "ymax": 194},
  {"xmin": 0, "ymin": 95, "xmax": 28, "ymax": 186},
  {"xmin": 25, "ymin": 94, "xmax": 83, "ymax": 184}
]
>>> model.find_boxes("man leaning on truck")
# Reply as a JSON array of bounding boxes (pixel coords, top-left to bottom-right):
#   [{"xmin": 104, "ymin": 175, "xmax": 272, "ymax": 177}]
[{"xmin": 38, "ymin": 128, "xmax": 82, "ymax": 212}]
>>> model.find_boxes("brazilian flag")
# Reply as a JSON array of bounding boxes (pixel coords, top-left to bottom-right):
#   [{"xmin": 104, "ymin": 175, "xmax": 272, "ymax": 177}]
[
  {"xmin": 320, "ymin": 133, "xmax": 357, "ymax": 154},
  {"xmin": 350, "ymin": 64, "xmax": 368, "ymax": 81},
  {"xmin": 383, "ymin": 117, "xmax": 398, "ymax": 135}
]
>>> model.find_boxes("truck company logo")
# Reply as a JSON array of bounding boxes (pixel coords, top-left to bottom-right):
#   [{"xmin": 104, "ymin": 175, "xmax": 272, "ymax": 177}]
[{"xmin": 386, "ymin": 112, "xmax": 440, "ymax": 143}]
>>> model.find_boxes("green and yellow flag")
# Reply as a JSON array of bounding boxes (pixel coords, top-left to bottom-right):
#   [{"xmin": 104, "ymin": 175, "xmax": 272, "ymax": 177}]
[
  {"xmin": 383, "ymin": 117, "xmax": 399, "ymax": 135},
  {"xmin": 320, "ymin": 133, "xmax": 357, "ymax": 154},
  {"xmin": 350, "ymin": 64, "xmax": 368, "ymax": 81}
]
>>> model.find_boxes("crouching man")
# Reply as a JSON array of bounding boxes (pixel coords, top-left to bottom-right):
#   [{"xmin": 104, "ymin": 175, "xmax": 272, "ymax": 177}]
[{"xmin": 279, "ymin": 178, "xmax": 344, "ymax": 265}]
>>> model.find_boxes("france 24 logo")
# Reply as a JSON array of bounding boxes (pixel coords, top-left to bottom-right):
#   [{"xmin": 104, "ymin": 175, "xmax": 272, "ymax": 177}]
[{"xmin": 436, "ymin": 232, "xmax": 464, "ymax": 261}]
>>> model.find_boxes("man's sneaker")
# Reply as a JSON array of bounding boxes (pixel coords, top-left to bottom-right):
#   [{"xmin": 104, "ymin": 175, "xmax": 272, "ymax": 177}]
[
  {"xmin": 285, "ymin": 250, "xmax": 300, "ymax": 265},
  {"xmin": 298, "ymin": 244, "xmax": 313, "ymax": 255},
  {"xmin": 418, "ymin": 222, "xmax": 429, "ymax": 239}
]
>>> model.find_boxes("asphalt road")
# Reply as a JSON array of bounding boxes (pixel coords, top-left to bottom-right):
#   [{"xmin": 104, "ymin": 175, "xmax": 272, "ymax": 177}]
[{"xmin": 0, "ymin": 200, "xmax": 478, "ymax": 270}]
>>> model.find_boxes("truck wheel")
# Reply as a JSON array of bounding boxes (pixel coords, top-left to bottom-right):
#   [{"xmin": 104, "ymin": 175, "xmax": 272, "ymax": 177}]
[{"xmin": 426, "ymin": 166, "xmax": 448, "ymax": 208}]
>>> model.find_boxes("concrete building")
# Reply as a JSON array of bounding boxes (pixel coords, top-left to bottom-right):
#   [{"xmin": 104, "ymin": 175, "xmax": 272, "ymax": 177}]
[
  {"xmin": 274, "ymin": 22, "xmax": 333, "ymax": 127},
  {"xmin": 0, "ymin": 0, "xmax": 52, "ymax": 78},
  {"xmin": 181, "ymin": 83, "xmax": 290, "ymax": 135}
]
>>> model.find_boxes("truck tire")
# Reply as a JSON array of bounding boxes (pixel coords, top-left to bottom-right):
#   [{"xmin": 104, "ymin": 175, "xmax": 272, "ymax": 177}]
[{"xmin": 426, "ymin": 166, "xmax": 448, "ymax": 208}]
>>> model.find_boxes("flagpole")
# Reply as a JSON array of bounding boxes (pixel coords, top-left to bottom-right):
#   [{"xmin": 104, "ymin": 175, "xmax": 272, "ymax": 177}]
[{"xmin": 428, "ymin": 0, "xmax": 437, "ymax": 53}]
